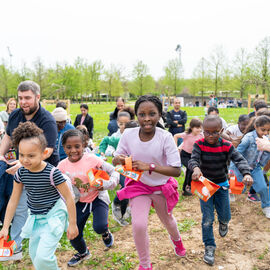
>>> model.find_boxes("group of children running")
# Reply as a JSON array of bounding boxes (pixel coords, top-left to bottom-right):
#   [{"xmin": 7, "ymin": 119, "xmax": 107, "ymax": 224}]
[{"xmin": 0, "ymin": 95, "xmax": 269, "ymax": 269}]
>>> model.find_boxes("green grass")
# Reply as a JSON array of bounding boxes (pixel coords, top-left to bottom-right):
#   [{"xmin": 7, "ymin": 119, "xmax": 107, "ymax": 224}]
[{"xmin": 177, "ymin": 218, "xmax": 198, "ymax": 233}]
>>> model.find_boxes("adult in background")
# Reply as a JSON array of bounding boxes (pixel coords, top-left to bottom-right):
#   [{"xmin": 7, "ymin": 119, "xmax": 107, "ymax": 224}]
[
  {"xmin": 0, "ymin": 80, "xmax": 59, "ymax": 261},
  {"xmin": 56, "ymin": 101, "xmax": 72, "ymax": 124},
  {"xmin": 0, "ymin": 98, "xmax": 17, "ymax": 127},
  {"xmin": 166, "ymin": 97, "xmax": 187, "ymax": 137},
  {"xmin": 52, "ymin": 107, "xmax": 75, "ymax": 161},
  {"xmin": 74, "ymin": 104, "xmax": 93, "ymax": 139},
  {"xmin": 249, "ymin": 100, "xmax": 268, "ymax": 118},
  {"xmin": 107, "ymin": 97, "xmax": 125, "ymax": 136}
]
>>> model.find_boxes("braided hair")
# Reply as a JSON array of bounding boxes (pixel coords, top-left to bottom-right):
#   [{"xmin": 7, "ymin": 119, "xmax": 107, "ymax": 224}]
[
  {"xmin": 134, "ymin": 95, "xmax": 162, "ymax": 115},
  {"xmin": 12, "ymin": 122, "xmax": 47, "ymax": 150}
]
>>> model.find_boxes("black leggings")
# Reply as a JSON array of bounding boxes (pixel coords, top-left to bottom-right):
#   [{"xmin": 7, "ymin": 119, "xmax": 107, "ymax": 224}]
[{"xmin": 180, "ymin": 150, "xmax": 192, "ymax": 191}]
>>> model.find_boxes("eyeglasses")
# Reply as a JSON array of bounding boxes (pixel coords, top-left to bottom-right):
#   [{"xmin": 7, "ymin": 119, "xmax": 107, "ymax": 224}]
[{"xmin": 203, "ymin": 130, "xmax": 222, "ymax": 136}]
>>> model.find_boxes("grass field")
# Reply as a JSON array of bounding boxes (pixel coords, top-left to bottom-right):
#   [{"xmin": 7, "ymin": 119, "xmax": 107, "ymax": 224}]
[{"xmin": 0, "ymin": 103, "xmax": 251, "ymax": 270}]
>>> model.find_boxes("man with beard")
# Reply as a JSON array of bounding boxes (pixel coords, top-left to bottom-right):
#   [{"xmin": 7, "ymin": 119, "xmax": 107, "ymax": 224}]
[{"xmin": 0, "ymin": 80, "xmax": 59, "ymax": 261}]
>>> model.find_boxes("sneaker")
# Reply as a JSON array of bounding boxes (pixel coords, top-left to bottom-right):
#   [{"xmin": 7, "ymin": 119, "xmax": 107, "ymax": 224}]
[
  {"xmin": 247, "ymin": 192, "xmax": 261, "ymax": 203},
  {"xmin": 0, "ymin": 251, "xmax": 22, "ymax": 261},
  {"xmin": 102, "ymin": 231, "xmax": 114, "ymax": 248},
  {"xmin": 229, "ymin": 193, "xmax": 236, "ymax": 202},
  {"xmin": 262, "ymin": 207, "xmax": 270, "ymax": 219},
  {"xmin": 67, "ymin": 248, "xmax": 91, "ymax": 267},
  {"xmin": 138, "ymin": 264, "xmax": 153, "ymax": 270},
  {"xmin": 170, "ymin": 236, "xmax": 186, "ymax": 257},
  {"xmin": 203, "ymin": 246, "xmax": 215, "ymax": 266},
  {"xmin": 112, "ymin": 202, "xmax": 122, "ymax": 223},
  {"xmin": 219, "ymin": 222, "xmax": 228, "ymax": 237},
  {"xmin": 118, "ymin": 218, "xmax": 129, "ymax": 226}
]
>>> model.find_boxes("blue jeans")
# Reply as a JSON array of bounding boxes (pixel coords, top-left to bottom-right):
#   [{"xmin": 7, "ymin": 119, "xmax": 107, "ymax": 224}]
[
  {"xmin": 232, "ymin": 165, "xmax": 270, "ymax": 209},
  {"xmin": 11, "ymin": 188, "xmax": 28, "ymax": 251},
  {"xmin": 200, "ymin": 188, "xmax": 231, "ymax": 247},
  {"xmin": 70, "ymin": 198, "xmax": 109, "ymax": 254}
]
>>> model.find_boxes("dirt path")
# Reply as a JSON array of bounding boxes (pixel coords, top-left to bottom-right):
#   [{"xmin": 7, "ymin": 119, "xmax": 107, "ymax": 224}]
[{"xmin": 3, "ymin": 194, "xmax": 270, "ymax": 270}]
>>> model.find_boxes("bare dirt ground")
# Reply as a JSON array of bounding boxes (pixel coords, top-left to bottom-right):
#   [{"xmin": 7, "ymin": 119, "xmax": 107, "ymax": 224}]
[{"xmin": 3, "ymin": 194, "xmax": 270, "ymax": 270}]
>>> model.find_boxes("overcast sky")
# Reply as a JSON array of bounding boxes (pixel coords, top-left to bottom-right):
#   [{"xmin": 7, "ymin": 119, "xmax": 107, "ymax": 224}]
[{"xmin": 0, "ymin": 0, "xmax": 269, "ymax": 79}]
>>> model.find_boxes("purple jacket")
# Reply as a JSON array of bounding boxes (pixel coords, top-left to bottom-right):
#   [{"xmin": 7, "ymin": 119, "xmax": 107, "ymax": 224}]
[{"xmin": 117, "ymin": 177, "xmax": 179, "ymax": 213}]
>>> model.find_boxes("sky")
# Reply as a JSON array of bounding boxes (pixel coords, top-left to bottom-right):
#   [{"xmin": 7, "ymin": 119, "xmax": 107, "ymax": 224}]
[{"xmin": 0, "ymin": 0, "xmax": 270, "ymax": 79}]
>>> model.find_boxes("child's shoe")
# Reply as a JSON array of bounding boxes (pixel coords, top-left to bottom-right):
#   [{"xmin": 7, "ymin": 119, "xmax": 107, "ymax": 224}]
[
  {"xmin": 112, "ymin": 202, "xmax": 122, "ymax": 223},
  {"xmin": 138, "ymin": 263, "xmax": 152, "ymax": 270},
  {"xmin": 102, "ymin": 230, "xmax": 114, "ymax": 248},
  {"xmin": 67, "ymin": 248, "xmax": 91, "ymax": 267},
  {"xmin": 262, "ymin": 206, "xmax": 270, "ymax": 218},
  {"xmin": 203, "ymin": 246, "xmax": 215, "ymax": 266},
  {"xmin": 170, "ymin": 236, "xmax": 186, "ymax": 257},
  {"xmin": 247, "ymin": 192, "xmax": 260, "ymax": 202},
  {"xmin": 219, "ymin": 221, "xmax": 228, "ymax": 237}
]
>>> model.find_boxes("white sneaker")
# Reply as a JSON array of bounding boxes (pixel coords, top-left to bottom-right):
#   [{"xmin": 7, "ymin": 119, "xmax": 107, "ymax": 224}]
[
  {"xmin": 262, "ymin": 207, "xmax": 270, "ymax": 218},
  {"xmin": 0, "ymin": 251, "xmax": 22, "ymax": 261}
]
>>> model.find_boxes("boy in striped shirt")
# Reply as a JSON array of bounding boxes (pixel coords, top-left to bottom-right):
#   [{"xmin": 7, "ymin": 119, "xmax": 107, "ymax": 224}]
[{"xmin": 188, "ymin": 115, "xmax": 253, "ymax": 266}]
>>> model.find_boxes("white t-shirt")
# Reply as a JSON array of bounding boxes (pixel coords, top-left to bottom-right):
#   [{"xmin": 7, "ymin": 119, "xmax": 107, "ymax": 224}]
[
  {"xmin": 226, "ymin": 124, "xmax": 243, "ymax": 137},
  {"xmin": 114, "ymin": 127, "xmax": 181, "ymax": 186}
]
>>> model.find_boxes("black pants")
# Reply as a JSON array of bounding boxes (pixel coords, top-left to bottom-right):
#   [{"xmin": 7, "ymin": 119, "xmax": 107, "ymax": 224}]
[
  {"xmin": 180, "ymin": 150, "xmax": 192, "ymax": 191},
  {"xmin": 70, "ymin": 198, "xmax": 109, "ymax": 254},
  {"xmin": 113, "ymin": 175, "xmax": 129, "ymax": 216}
]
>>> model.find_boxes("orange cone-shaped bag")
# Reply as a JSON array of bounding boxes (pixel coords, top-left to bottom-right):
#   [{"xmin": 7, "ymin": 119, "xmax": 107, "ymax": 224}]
[
  {"xmin": 87, "ymin": 169, "xmax": 110, "ymax": 188},
  {"xmin": 191, "ymin": 176, "xmax": 220, "ymax": 202},
  {"xmin": 0, "ymin": 236, "xmax": 17, "ymax": 257},
  {"xmin": 115, "ymin": 156, "xmax": 142, "ymax": 182},
  {"xmin": 229, "ymin": 175, "xmax": 244, "ymax": 194}
]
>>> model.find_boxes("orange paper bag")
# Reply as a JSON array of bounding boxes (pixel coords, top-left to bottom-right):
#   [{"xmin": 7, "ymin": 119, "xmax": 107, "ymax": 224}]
[
  {"xmin": 87, "ymin": 169, "xmax": 110, "ymax": 188},
  {"xmin": 229, "ymin": 175, "xmax": 244, "ymax": 194},
  {"xmin": 191, "ymin": 176, "xmax": 220, "ymax": 202},
  {"xmin": 0, "ymin": 236, "xmax": 17, "ymax": 257},
  {"xmin": 115, "ymin": 156, "xmax": 142, "ymax": 182}
]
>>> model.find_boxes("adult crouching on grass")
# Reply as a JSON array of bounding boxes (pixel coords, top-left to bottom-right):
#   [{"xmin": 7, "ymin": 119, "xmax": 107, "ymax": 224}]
[{"xmin": 74, "ymin": 104, "xmax": 94, "ymax": 139}]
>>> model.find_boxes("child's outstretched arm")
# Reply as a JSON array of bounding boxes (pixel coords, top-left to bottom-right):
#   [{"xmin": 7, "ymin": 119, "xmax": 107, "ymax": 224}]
[
  {"xmin": 56, "ymin": 182, "xmax": 78, "ymax": 240},
  {"xmin": 0, "ymin": 182, "xmax": 23, "ymax": 240},
  {"xmin": 98, "ymin": 161, "xmax": 119, "ymax": 190},
  {"xmin": 132, "ymin": 160, "xmax": 181, "ymax": 177},
  {"xmin": 229, "ymin": 145, "xmax": 253, "ymax": 186},
  {"xmin": 173, "ymin": 132, "xmax": 185, "ymax": 146}
]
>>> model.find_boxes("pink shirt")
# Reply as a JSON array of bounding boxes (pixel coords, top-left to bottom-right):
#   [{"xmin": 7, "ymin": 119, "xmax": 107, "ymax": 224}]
[
  {"xmin": 58, "ymin": 153, "xmax": 103, "ymax": 203},
  {"xmin": 178, "ymin": 132, "xmax": 203, "ymax": 153},
  {"xmin": 114, "ymin": 127, "xmax": 181, "ymax": 186}
]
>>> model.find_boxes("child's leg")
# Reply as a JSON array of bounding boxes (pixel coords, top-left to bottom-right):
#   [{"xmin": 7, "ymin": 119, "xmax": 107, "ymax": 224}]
[
  {"xmin": 70, "ymin": 202, "xmax": 91, "ymax": 254},
  {"xmin": 92, "ymin": 198, "xmax": 109, "ymax": 234},
  {"xmin": 32, "ymin": 215, "xmax": 66, "ymax": 270},
  {"xmin": 180, "ymin": 150, "xmax": 190, "ymax": 191},
  {"xmin": 130, "ymin": 195, "xmax": 152, "ymax": 268},
  {"xmin": 10, "ymin": 188, "xmax": 28, "ymax": 252},
  {"xmin": 151, "ymin": 193, "xmax": 180, "ymax": 240},
  {"xmin": 252, "ymin": 167, "xmax": 270, "ymax": 208},
  {"xmin": 199, "ymin": 196, "xmax": 216, "ymax": 247},
  {"xmin": 214, "ymin": 188, "xmax": 231, "ymax": 225}
]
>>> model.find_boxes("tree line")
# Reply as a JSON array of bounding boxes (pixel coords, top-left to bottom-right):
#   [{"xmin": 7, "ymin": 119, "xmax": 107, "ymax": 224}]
[{"xmin": 0, "ymin": 36, "xmax": 269, "ymax": 103}]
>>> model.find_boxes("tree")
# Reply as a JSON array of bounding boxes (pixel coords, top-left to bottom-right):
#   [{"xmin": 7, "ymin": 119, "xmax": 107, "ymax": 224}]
[
  {"xmin": 32, "ymin": 58, "xmax": 48, "ymax": 95},
  {"xmin": 192, "ymin": 57, "xmax": 211, "ymax": 103},
  {"xmin": 103, "ymin": 64, "xmax": 124, "ymax": 100},
  {"xmin": 232, "ymin": 48, "xmax": 250, "ymax": 98},
  {"xmin": 254, "ymin": 36, "xmax": 270, "ymax": 95},
  {"xmin": 131, "ymin": 60, "xmax": 155, "ymax": 96},
  {"xmin": 0, "ymin": 60, "xmax": 18, "ymax": 102},
  {"xmin": 163, "ymin": 58, "xmax": 183, "ymax": 95},
  {"xmin": 209, "ymin": 46, "xmax": 226, "ymax": 96}
]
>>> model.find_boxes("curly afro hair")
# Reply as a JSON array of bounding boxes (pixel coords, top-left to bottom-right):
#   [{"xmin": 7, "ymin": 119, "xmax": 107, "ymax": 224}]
[{"xmin": 12, "ymin": 122, "xmax": 47, "ymax": 150}]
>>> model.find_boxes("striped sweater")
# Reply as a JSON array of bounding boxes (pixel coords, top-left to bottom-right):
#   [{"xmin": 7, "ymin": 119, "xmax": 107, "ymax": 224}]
[{"xmin": 188, "ymin": 138, "xmax": 250, "ymax": 184}]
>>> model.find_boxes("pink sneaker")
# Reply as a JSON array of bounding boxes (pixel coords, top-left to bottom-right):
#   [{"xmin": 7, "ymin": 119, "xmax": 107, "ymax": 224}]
[
  {"xmin": 138, "ymin": 263, "xmax": 153, "ymax": 270},
  {"xmin": 170, "ymin": 237, "xmax": 186, "ymax": 257}
]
